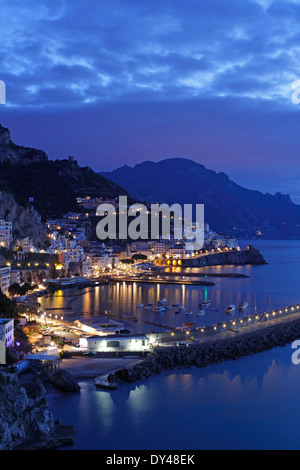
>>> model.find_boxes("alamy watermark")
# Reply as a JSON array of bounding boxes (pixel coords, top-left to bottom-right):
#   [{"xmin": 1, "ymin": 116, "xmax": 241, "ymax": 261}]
[
  {"xmin": 291, "ymin": 340, "xmax": 300, "ymax": 365},
  {"xmin": 0, "ymin": 80, "xmax": 6, "ymax": 105},
  {"xmin": 96, "ymin": 196, "xmax": 205, "ymax": 252}
]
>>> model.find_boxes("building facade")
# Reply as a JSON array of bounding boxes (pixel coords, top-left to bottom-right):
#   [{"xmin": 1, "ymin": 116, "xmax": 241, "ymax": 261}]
[
  {"xmin": 0, "ymin": 266, "xmax": 11, "ymax": 295},
  {"xmin": 0, "ymin": 318, "xmax": 14, "ymax": 348}
]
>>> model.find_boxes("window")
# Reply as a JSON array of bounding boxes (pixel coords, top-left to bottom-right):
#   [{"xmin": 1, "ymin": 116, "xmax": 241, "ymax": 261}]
[{"xmin": 107, "ymin": 341, "xmax": 120, "ymax": 348}]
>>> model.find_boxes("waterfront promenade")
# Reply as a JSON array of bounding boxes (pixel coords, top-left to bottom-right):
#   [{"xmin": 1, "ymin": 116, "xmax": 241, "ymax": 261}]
[{"xmin": 58, "ymin": 305, "xmax": 300, "ymax": 389}]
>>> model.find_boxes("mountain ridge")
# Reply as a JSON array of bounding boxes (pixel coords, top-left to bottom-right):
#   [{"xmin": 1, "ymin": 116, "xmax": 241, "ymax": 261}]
[{"xmin": 101, "ymin": 158, "xmax": 300, "ymax": 239}]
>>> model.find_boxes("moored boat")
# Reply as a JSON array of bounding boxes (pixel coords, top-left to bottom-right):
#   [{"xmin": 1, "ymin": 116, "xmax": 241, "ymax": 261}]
[
  {"xmin": 238, "ymin": 301, "xmax": 248, "ymax": 311},
  {"xmin": 153, "ymin": 307, "xmax": 165, "ymax": 313},
  {"xmin": 225, "ymin": 304, "xmax": 236, "ymax": 314},
  {"xmin": 196, "ymin": 310, "xmax": 206, "ymax": 316},
  {"xmin": 136, "ymin": 304, "xmax": 144, "ymax": 308},
  {"xmin": 199, "ymin": 300, "xmax": 211, "ymax": 308}
]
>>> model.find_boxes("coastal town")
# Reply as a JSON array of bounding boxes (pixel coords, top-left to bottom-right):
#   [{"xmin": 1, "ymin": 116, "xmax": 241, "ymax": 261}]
[
  {"xmin": 0, "ymin": 189, "xmax": 268, "ymax": 362},
  {"xmin": 0, "ymin": 191, "xmax": 295, "ymax": 384}
]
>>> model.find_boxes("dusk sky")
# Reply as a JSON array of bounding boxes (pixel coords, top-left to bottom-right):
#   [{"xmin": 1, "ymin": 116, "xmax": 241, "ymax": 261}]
[{"xmin": 1, "ymin": 0, "xmax": 300, "ymax": 201}]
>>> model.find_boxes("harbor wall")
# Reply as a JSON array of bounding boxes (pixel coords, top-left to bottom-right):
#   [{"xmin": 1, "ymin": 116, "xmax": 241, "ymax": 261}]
[{"xmin": 106, "ymin": 319, "xmax": 300, "ymax": 385}]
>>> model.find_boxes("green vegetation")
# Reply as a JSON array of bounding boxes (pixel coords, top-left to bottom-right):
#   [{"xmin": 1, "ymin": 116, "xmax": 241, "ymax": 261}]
[
  {"xmin": 132, "ymin": 254, "xmax": 148, "ymax": 261},
  {"xmin": 0, "ymin": 291, "xmax": 18, "ymax": 319},
  {"xmin": 121, "ymin": 259, "xmax": 135, "ymax": 264},
  {"xmin": 0, "ymin": 159, "xmax": 128, "ymax": 219},
  {"xmin": 8, "ymin": 282, "xmax": 36, "ymax": 297}
]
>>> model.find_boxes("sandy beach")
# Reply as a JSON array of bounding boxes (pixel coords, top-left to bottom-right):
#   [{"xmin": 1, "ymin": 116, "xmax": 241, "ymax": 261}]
[{"xmin": 60, "ymin": 356, "xmax": 142, "ymax": 379}]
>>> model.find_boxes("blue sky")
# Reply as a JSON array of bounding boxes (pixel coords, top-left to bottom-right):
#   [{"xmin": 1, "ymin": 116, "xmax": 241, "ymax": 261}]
[{"xmin": 1, "ymin": 0, "xmax": 300, "ymax": 201}]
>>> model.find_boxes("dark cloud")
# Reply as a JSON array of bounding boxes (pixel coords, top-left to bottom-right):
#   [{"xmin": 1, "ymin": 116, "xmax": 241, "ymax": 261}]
[{"xmin": 1, "ymin": 0, "xmax": 300, "ymax": 200}]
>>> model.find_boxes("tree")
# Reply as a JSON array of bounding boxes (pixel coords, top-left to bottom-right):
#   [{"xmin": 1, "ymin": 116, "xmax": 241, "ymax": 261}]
[
  {"xmin": 0, "ymin": 291, "xmax": 18, "ymax": 319},
  {"xmin": 132, "ymin": 254, "xmax": 148, "ymax": 261},
  {"xmin": 121, "ymin": 259, "xmax": 135, "ymax": 265}
]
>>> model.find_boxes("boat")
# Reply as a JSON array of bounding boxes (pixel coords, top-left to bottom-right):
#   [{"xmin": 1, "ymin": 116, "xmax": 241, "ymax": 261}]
[
  {"xmin": 185, "ymin": 310, "xmax": 193, "ymax": 316},
  {"xmin": 173, "ymin": 303, "xmax": 179, "ymax": 307},
  {"xmin": 136, "ymin": 304, "xmax": 144, "ymax": 308},
  {"xmin": 196, "ymin": 310, "xmax": 206, "ymax": 316},
  {"xmin": 238, "ymin": 301, "xmax": 248, "ymax": 311},
  {"xmin": 148, "ymin": 302, "xmax": 153, "ymax": 306},
  {"xmin": 144, "ymin": 306, "xmax": 152, "ymax": 310},
  {"xmin": 165, "ymin": 306, "xmax": 172, "ymax": 309},
  {"xmin": 175, "ymin": 310, "xmax": 181, "ymax": 314},
  {"xmin": 199, "ymin": 300, "xmax": 211, "ymax": 308},
  {"xmin": 225, "ymin": 305, "xmax": 236, "ymax": 314},
  {"xmin": 158, "ymin": 298, "xmax": 167, "ymax": 305},
  {"xmin": 153, "ymin": 307, "xmax": 165, "ymax": 313}
]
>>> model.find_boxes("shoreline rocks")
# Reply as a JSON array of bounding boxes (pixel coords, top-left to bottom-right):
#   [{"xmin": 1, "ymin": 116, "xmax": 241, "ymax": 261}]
[
  {"xmin": 0, "ymin": 369, "xmax": 76, "ymax": 450},
  {"xmin": 50, "ymin": 369, "xmax": 81, "ymax": 393},
  {"xmin": 180, "ymin": 246, "xmax": 267, "ymax": 268}
]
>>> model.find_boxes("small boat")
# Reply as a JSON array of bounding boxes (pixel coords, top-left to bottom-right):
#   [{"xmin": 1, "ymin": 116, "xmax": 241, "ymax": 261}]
[
  {"xmin": 196, "ymin": 310, "xmax": 206, "ymax": 316},
  {"xmin": 175, "ymin": 310, "xmax": 181, "ymax": 314},
  {"xmin": 153, "ymin": 307, "xmax": 165, "ymax": 313},
  {"xmin": 185, "ymin": 310, "xmax": 193, "ymax": 316},
  {"xmin": 238, "ymin": 301, "xmax": 248, "ymax": 311},
  {"xmin": 144, "ymin": 306, "xmax": 152, "ymax": 310},
  {"xmin": 226, "ymin": 305, "xmax": 236, "ymax": 314},
  {"xmin": 148, "ymin": 302, "xmax": 153, "ymax": 306},
  {"xmin": 136, "ymin": 304, "xmax": 144, "ymax": 308},
  {"xmin": 199, "ymin": 300, "xmax": 211, "ymax": 308},
  {"xmin": 158, "ymin": 298, "xmax": 167, "ymax": 305},
  {"xmin": 173, "ymin": 303, "xmax": 179, "ymax": 307},
  {"xmin": 165, "ymin": 306, "xmax": 172, "ymax": 309}
]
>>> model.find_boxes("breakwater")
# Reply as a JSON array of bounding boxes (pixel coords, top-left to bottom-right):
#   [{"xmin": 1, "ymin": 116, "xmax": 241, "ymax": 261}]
[
  {"xmin": 156, "ymin": 245, "xmax": 267, "ymax": 268},
  {"xmin": 105, "ymin": 319, "xmax": 300, "ymax": 386}
]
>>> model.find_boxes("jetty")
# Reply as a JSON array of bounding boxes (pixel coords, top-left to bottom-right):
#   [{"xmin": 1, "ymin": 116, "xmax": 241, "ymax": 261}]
[
  {"xmin": 95, "ymin": 303, "xmax": 300, "ymax": 389},
  {"xmin": 109, "ymin": 276, "xmax": 215, "ymax": 286}
]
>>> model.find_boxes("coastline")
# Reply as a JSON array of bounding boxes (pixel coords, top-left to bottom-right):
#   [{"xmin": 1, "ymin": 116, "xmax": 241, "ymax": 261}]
[{"xmin": 103, "ymin": 316, "xmax": 300, "ymax": 387}]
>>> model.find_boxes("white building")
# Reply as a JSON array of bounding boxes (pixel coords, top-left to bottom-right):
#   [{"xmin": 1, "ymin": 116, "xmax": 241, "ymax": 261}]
[
  {"xmin": 0, "ymin": 318, "xmax": 14, "ymax": 348},
  {"xmin": 10, "ymin": 270, "xmax": 21, "ymax": 285},
  {"xmin": 0, "ymin": 220, "xmax": 12, "ymax": 248},
  {"xmin": 154, "ymin": 242, "xmax": 167, "ymax": 255},
  {"xmin": 86, "ymin": 334, "xmax": 149, "ymax": 353},
  {"xmin": 0, "ymin": 266, "xmax": 11, "ymax": 295}
]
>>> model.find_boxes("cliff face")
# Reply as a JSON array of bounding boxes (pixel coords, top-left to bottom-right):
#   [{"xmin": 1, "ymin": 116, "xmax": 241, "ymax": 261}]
[
  {"xmin": 180, "ymin": 246, "xmax": 267, "ymax": 267},
  {"xmin": 0, "ymin": 124, "xmax": 129, "ymax": 219},
  {"xmin": 0, "ymin": 125, "xmax": 47, "ymax": 165},
  {"xmin": 0, "ymin": 190, "xmax": 48, "ymax": 248},
  {"xmin": 0, "ymin": 371, "xmax": 55, "ymax": 450}
]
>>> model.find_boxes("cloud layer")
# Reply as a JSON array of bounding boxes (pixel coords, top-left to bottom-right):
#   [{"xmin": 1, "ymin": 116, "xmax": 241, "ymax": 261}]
[{"xmin": 1, "ymin": 0, "xmax": 300, "ymax": 200}]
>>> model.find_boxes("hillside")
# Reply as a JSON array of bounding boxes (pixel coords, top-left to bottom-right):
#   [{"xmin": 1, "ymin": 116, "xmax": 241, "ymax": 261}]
[
  {"xmin": 0, "ymin": 124, "xmax": 128, "ymax": 219},
  {"xmin": 101, "ymin": 158, "xmax": 300, "ymax": 239}
]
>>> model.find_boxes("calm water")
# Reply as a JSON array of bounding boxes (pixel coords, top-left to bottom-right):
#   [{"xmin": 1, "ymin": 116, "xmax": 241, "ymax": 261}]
[
  {"xmin": 45, "ymin": 240, "xmax": 300, "ymax": 449},
  {"xmin": 40, "ymin": 240, "xmax": 300, "ymax": 332},
  {"xmin": 47, "ymin": 345, "xmax": 300, "ymax": 450}
]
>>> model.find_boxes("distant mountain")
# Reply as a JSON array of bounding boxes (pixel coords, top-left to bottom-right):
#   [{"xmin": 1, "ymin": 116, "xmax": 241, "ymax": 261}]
[
  {"xmin": 101, "ymin": 158, "xmax": 300, "ymax": 239},
  {"xmin": 0, "ymin": 124, "xmax": 128, "ymax": 219}
]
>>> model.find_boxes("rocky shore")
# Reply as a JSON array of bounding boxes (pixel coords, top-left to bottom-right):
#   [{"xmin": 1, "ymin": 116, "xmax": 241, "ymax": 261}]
[
  {"xmin": 0, "ymin": 369, "xmax": 77, "ymax": 450},
  {"xmin": 180, "ymin": 245, "xmax": 267, "ymax": 267},
  {"xmin": 106, "ymin": 319, "xmax": 300, "ymax": 386}
]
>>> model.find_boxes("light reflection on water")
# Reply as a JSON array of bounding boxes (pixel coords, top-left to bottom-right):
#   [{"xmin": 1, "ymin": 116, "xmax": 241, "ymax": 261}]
[
  {"xmin": 40, "ymin": 240, "xmax": 300, "ymax": 333},
  {"xmin": 47, "ymin": 344, "xmax": 300, "ymax": 450}
]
